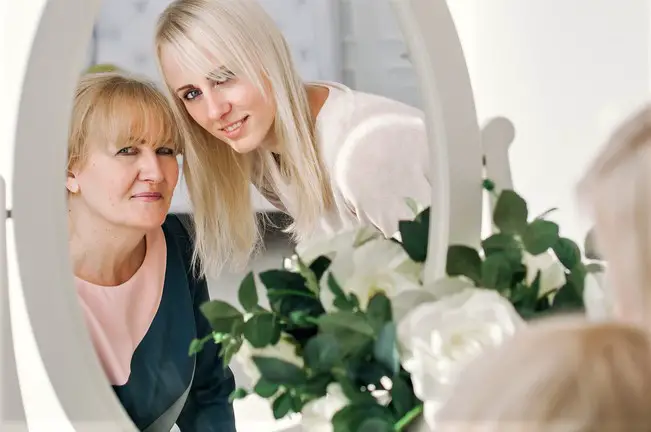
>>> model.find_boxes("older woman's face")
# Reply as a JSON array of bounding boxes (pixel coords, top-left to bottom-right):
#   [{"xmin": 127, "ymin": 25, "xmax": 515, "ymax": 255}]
[{"xmin": 67, "ymin": 131, "xmax": 179, "ymax": 231}]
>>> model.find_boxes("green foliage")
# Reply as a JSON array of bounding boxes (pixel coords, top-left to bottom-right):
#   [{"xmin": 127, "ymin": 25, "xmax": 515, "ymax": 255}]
[{"xmin": 190, "ymin": 180, "xmax": 590, "ymax": 431}]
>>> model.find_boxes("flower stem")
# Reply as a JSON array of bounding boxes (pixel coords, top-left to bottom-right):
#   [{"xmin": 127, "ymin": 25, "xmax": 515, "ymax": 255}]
[{"xmin": 394, "ymin": 404, "xmax": 424, "ymax": 431}]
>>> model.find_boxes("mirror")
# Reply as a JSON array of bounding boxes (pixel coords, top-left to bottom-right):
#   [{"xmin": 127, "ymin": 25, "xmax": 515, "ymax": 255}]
[{"xmin": 10, "ymin": 0, "xmax": 483, "ymax": 430}]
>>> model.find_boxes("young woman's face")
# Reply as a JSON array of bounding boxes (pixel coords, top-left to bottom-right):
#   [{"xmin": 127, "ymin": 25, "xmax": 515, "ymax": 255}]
[
  {"xmin": 67, "ymin": 130, "xmax": 179, "ymax": 231},
  {"xmin": 160, "ymin": 48, "xmax": 277, "ymax": 154}
]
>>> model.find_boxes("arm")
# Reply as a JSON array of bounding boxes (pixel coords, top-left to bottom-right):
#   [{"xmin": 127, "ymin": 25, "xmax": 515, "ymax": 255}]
[
  {"xmin": 175, "ymin": 218, "xmax": 237, "ymax": 431},
  {"xmin": 336, "ymin": 115, "xmax": 431, "ymax": 237}
]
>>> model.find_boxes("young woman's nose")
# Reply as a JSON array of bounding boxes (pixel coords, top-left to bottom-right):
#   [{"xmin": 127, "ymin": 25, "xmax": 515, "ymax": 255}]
[{"xmin": 204, "ymin": 88, "xmax": 232, "ymax": 121}]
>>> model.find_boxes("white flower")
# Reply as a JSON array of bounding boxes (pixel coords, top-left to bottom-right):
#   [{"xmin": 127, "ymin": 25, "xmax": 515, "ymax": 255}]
[
  {"xmin": 391, "ymin": 277, "xmax": 472, "ymax": 323},
  {"xmin": 523, "ymin": 251, "xmax": 566, "ymax": 296},
  {"xmin": 583, "ymin": 269, "xmax": 611, "ymax": 321},
  {"xmin": 300, "ymin": 383, "xmax": 349, "ymax": 432},
  {"xmin": 319, "ymin": 236, "xmax": 423, "ymax": 311},
  {"xmin": 295, "ymin": 226, "xmax": 381, "ymax": 266},
  {"xmin": 396, "ymin": 288, "xmax": 525, "ymax": 410},
  {"xmin": 234, "ymin": 337, "xmax": 303, "ymax": 385}
]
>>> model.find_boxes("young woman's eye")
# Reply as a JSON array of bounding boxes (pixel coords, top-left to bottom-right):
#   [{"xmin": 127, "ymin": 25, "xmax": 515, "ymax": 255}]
[
  {"xmin": 183, "ymin": 89, "xmax": 201, "ymax": 101},
  {"xmin": 117, "ymin": 146, "xmax": 137, "ymax": 155},
  {"xmin": 156, "ymin": 147, "xmax": 176, "ymax": 156}
]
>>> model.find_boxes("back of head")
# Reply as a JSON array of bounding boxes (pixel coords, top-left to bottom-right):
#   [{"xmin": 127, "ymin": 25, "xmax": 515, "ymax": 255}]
[
  {"xmin": 577, "ymin": 105, "xmax": 651, "ymax": 326},
  {"xmin": 436, "ymin": 317, "xmax": 651, "ymax": 432},
  {"xmin": 68, "ymin": 71, "xmax": 182, "ymax": 172}
]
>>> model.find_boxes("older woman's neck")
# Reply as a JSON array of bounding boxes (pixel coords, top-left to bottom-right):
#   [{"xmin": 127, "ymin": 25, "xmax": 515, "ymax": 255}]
[{"xmin": 68, "ymin": 211, "xmax": 147, "ymax": 286}]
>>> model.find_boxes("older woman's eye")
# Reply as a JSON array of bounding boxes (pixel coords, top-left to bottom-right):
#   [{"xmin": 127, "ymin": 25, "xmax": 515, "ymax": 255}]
[
  {"xmin": 156, "ymin": 147, "xmax": 176, "ymax": 156},
  {"xmin": 117, "ymin": 147, "xmax": 137, "ymax": 155}
]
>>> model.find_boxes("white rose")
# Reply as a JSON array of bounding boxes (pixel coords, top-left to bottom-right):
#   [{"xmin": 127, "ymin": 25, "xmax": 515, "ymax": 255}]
[
  {"xmin": 523, "ymin": 251, "xmax": 566, "ymax": 296},
  {"xmin": 234, "ymin": 337, "xmax": 303, "ymax": 386},
  {"xmin": 397, "ymin": 288, "xmax": 525, "ymax": 411},
  {"xmin": 300, "ymin": 383, "xmax": 349, "ymax": 432},
  {"xmin": 295, "ymin": 226, "xmax": 381, "ymax": 266},
  {"xmin": 319, "ymin": 236, "xmax": 423, "ymax": 311},
  {"xmin": 391, "ymin": 277, "xmax": 473, "ymax": 323}
]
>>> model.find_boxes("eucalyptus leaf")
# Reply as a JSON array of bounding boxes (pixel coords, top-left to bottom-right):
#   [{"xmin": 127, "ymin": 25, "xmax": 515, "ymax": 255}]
[
  {"xmin": 522, "ymin": 220, "xmax": 560, "ymax": 255},
  {"xmin": 252, "ymin": 356, "xmax": 307, "ymax": 386},
  {"xmin": 304, "ymin": 333, "xmax": 342, "ymax": 372},
  {"xmin": 318, "ymin": 312, "xmax": 375, "ymax": 337},
  {"xmin": 481, "ymin": 254, "xmax": 513, "ymax": 291},
  {"xmin": 271, "ymin": 392, "xmax": 293, "ymax": 419},
  {"xmin": 253, "ymin": 379, "xmax": 280, "ymax": 398},
  {"xmin": 238, "ymin": 272, "xmax": 258, "ymax": 312},
  {"xmin": 390, "ymin": 374, "xmax": 415, "ymax": 418},
  {"xmin": 398, "ymin": 208, "xmax": 430, "ymax": 262},
  {"xmin": 446, "ymin": 245, "xmax": 482, "ymax": 284},
  {"xmin": 243, "ymin": 313, "xmax": 280, "ymax": 348},
  {"xmin": 228, "ymin": 388, "xmax": 248, "ymax": 403},
  {"xmin": 373, "ymin": 322, "xmax": 400, "ymax": 375},
  {"xmin": 366, "ymin": 293, "xmax": 392, "ymax": 331},
  {"xmin": 552, "ymin": 237, "xmax": 582, "ymax": 270},
  {"xmin": 493, "ymin": 190, "xmax": 528, "ymax": 234},
  {"xmin": 200, "ymin": 300, "xmax": 244, "ymax": 334}
]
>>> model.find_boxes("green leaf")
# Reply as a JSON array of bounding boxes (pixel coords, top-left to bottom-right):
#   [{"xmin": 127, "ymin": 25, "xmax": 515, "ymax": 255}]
[
  {"xmin": 493, "ymin": 190, "xmax": 528, "ymax": 234},
  {"xmin": 271, "ymin": 392, "xmax": 293, "ymax": 419},
  {"xmin": 253, "ymin": 379, "xmax": 280, "ymax": 398},
  {"xmin": 332, "ymin": 403, "xmax": 396, "ymax": 432},
  {"xmin": 446, "ymin": 245, "xmax": 482, "ymax": 284},
  {"xmin": 295, "ymin": 254, "xmax": 321, "ymax": 295},
  {"xmin": 188, "ymin": 333, "xmax": 213, "ymax": 356},
  {"xmin": 373, "ymin": 323, "xmax": 399, "ymax": 376},
  {"xmin": 219, "ymin": 336, "xmax": 243, "ymax": 367},
  {"xmin": 398, "ymin": 208, "xmax": 430, "ymax": 262},
  {"xmin": 335, "ymin": 374, "xmax": 377, "ymax": 405},
  {"xmin": 481, "ymin": 254, "xmax": 513, "ymax": 291},
  {"xmin": 366, "ymin": 293, "xmax": 393, "ymax": 331},
  {"xmin": 481, "ymin": 233, "xmax": 520, "ymax": 254},
  {"xmin": 390, "ymin": 375, "xmax": 415, "ymax": 418},
  {"xmin": 303, "ymin": 333, "xmax": 342, "ymax": 373},
  {"xmin": 552, "ymin": 237, "xmax": 581, "ymax": 270},
  {"xmin": 243, "ymin": 313, "xmax": 281, "ymax": 348},
  {"xmin": 318, "ymin": 312, "xmax": 375, "ymax": 337},
  {"xmin": 238, "ymin": 272, "xmax": 258, "ymax": 312},
  {"xmin": 309, "ymin": 256, "xmax": 332, "ymax": 282},
  {"xmin": 552, "ymin": 282, "xmax": 584, "ymax": 311},
  {"xmin": 358, "ymin": 418, "xmax": 393, "ymax": 432},
  {"xmin": 304, "ymin": 373, "xmax": 333, "ymax": 397},
  {"xmin": 228, "ymin": 388, "xmax": 248, "ymax": 403},
  {"xmin": 252, "ymin": 356, "xmax": 307, "ymax": 387},
  {"xmin": 522, "ymin": 220, "xmax": 560, "ymax": 255},
  {"xmin": 200, "ymin": 300, "xmax": 244, "ymax": 334}
]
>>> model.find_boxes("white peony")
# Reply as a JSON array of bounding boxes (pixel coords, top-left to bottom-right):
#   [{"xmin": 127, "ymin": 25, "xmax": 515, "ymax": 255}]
[
  {"xmin": 523, "ymin": 251, "xmax": 566, "ymax": 297},
  {"xmin": 234, "ymin": 337, "xmax": 303, "ymax": 385},
  {"xmin": 318, "ymin": 236, "xmax": 423, "ymax": 311},
  {"xmin": 300, "ymin": 383, "xmax": 349, "ymax": 432},
  {"xmin": 396, "ymin": 287, "xmax": 525, "ymax": 428}
]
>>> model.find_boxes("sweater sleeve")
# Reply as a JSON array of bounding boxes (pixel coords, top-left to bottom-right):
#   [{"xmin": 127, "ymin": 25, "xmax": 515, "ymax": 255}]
[
  {"xmin": 173, "ymin": 216, "xmax": 237, "ymax": 432},
  {"xmin": 335, "ymin": 115, "xmax": 431, "ymax": 237}
]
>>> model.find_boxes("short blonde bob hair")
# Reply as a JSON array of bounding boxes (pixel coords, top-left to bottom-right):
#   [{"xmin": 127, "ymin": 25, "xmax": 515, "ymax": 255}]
[
  {"xmin": 155, "ymin": 0, "xmax": 333, "ymax": 277},
  {"xmin": 68, "ymin": 71, "xmax": 182, "ymax": 173}
]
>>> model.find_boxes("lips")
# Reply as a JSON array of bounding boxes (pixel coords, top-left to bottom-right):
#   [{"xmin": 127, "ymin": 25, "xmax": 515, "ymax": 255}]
[
  {"xmin": 132, "ymin": 192, "xmax": 163, "ymax": 199},
  {"xmin": 220, "ymin": 115, "xmax": 249, "ymax": 133}
]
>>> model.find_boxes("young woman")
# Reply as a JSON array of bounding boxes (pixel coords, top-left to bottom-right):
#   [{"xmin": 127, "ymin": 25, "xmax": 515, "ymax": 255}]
[
  {"xmin": 67, "ymin": 71, "xmax": 236, "ymax": 431},
  {"xmin": 154, "ymin": 0, "xmax": 431, "ymax": 277}
]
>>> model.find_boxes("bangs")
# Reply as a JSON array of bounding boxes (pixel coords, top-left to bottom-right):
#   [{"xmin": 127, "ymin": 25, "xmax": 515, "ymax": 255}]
[
  {"xmin": 87, "ymin": 85, "xmax": 181, "ymax": 153},
  {"xmin": 160, "ymin": 14, "xmax": 266, "ymax": 95}
]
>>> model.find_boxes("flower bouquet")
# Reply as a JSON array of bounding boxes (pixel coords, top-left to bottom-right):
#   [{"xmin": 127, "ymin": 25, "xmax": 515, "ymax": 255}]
[{"xmin": 190, "ymin": 181, "xmax": 603, "ymax": 431}]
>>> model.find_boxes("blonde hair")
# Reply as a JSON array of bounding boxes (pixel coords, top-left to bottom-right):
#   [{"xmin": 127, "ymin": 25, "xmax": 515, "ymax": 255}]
[
  {"xmin": 576, "ymin": 105, "xmax": 651, "ymax": 327},
  {"xmin": 436, "ymin": 317, "xmax": 651, "ymax": 432},
  {"xmin": 155, "ymin": 0, "xmax": 333, "ymax": 277},
  {"xmin": 68, "ymin": 71, "xmax": 182, "ymax": 172}
]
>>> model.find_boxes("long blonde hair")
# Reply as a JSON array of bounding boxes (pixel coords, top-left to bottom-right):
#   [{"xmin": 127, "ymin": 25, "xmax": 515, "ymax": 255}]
[
  {"xmin": 68, "ymin": 71, "xmax": 182, "ymax": 172},
  {"xmin": 154, "ymin": 0, "xmax": 333, "ymax": 277},
  {"xmin": 576, "ymin": 105, "xmax": 651, "ymax": 327},
  {"xmin": 436, "ymin": 317, "xmax": 651, "ymax": 431}
]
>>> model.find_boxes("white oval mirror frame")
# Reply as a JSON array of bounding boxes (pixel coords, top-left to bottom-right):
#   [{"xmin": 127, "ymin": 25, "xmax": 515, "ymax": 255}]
[{"xmin": 10, "ymin": 0, "xmax": 483, "ymax": 428}]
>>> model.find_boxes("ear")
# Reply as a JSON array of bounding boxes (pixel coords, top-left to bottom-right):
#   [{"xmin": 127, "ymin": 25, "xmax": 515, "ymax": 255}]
[{"xmin": 66, "ymin": 170, "xmax": 80, "ymax": 194}]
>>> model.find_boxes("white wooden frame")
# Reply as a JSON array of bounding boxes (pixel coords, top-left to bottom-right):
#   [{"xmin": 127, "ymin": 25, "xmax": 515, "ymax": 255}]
[{"xmin": 5, "ymin": 0, "xmax": 495, "ymax": 428}]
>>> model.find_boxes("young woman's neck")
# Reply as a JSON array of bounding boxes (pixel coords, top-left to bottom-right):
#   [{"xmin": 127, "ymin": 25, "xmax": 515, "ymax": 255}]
[{"xmin": 68, "ymin": 206, "xmax": 147, "ymax": 286}]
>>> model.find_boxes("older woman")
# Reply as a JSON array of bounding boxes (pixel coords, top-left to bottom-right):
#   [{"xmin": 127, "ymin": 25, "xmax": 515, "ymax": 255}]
[{"xmin": 66, "ymin": 71, "xmax": 236, "ymax": 431}]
